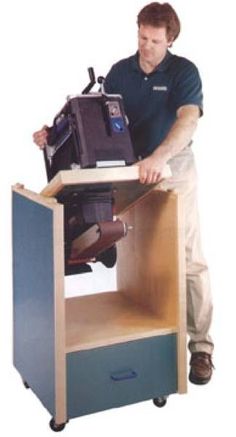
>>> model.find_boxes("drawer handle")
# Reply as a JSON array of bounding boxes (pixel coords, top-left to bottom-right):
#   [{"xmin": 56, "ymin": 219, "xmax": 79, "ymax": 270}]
[{"xmin": 110, "ymin": 368, "xmax": 138, "ymax": 382}]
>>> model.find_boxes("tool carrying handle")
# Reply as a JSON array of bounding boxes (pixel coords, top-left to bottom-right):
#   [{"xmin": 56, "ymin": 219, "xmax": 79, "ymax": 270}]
[{"xmin": 82, "ymin": 67, "xmax": 96, "ymax": 94}]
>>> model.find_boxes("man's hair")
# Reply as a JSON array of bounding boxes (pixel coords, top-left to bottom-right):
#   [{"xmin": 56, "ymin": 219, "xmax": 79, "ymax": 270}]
[{"xmin": 137, "ymin": 2, "xmax": 181, "ymax": 42}]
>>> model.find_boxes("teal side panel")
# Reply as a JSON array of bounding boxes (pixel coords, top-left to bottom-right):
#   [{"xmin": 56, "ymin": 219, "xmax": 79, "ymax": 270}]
[
  {"xmin": 13, "ymin": 192, "xmax": 55, "ymax": 416},
  {"xmin": 67, "ymin": 334, "xmax": 177, "ymax": 418}
]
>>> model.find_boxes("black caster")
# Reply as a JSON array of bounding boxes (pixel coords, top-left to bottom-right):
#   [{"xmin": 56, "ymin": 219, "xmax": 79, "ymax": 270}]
[
  {"xmin": 22, "ymin": 380, "xmax": 30, "ymax": 389},
  {"xmin": 49, "ymin": 418, "xmax": 66, "ymax": 432},
  {"xmin": 153, "ymin": 396, "xmax": 167, "ymax": 407}
]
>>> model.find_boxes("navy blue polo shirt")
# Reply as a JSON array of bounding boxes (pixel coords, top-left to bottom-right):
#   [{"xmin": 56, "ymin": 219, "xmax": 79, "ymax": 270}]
[{"xmin": 104, "ymin": 51, "xmax": 203, "ymax": 158}]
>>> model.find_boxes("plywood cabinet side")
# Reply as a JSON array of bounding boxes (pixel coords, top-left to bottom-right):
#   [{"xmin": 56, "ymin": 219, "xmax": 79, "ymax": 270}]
[
  {"xmin": 175, "ymin": 193, "xmax": 187, "ymax": 393},
  {"xmin": 116, "ymin": 189, "xmax": 186, "ymax": 393},
  {"xmin": 12, "ymin": 187, "xmax": 66, "ymax": 424},
  {"xmin": 116, "ymin": 190, "xmax": 180, "ymax": 323}
]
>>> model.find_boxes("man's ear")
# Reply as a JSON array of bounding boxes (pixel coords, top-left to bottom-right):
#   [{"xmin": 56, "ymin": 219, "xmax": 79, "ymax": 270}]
[{"xmin": 167, "ymin": 38, "xmax": 174, "ymax": 48}]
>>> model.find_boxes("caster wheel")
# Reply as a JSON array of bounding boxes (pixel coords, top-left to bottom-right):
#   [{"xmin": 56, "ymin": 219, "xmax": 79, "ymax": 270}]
[
  {"xmin": 23, "ymin": 380, "xmax": 30, "ymax": 389},
  {"xmin": 153, "ymin": 396, "xmax": 167, "ymax": 407},
  {"xmin": 49, "ymin": 418, "xmax": 66, "ymax": 432}
]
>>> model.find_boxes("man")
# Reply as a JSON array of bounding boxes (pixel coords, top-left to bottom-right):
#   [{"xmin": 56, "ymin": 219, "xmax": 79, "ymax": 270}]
[{"xmin": 33, "ymin": 2, "xmax": 214, "ymax": 384}]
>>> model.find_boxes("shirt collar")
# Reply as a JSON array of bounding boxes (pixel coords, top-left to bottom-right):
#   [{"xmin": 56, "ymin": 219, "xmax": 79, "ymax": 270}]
[{"xmin": 131, "ymin": 50, "xmax": 173, "ymax": 74}]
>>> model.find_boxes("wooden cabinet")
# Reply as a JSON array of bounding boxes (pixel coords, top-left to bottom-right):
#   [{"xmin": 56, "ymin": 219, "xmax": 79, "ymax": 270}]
[{"xmin": 12, "ymin": 166, "xmax": 186, "ymax": 430}]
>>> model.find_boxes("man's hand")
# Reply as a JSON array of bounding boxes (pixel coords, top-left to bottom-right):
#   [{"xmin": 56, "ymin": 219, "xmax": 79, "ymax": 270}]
[
  {"xmin": 136, "ymin": 105, "xmax": 200, "ymax": 184},
  {"xmin": 136, "ymin": 150, "xmax": 170, "ymax": 184},
  {"xmin": 33, "ymin": 125, "xmax": 49, "ymax": 149}
]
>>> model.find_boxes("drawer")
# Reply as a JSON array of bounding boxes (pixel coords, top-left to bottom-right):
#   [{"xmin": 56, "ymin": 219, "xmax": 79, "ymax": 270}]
[{"xmin": 67, "ymin": 334, "xmax": 177, "ymax": 418}]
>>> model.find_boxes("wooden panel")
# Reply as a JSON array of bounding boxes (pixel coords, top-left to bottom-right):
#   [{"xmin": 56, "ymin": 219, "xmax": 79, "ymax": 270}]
[
  {"xmin": 41, "ymin": 166, "xmax": 141, "ymax": 197},
  {"xmin": 117, "ymin": 190, "xmax": 180, "ymax": 318},
  {"xmin": 66, "ymin": 335, "xmax": 177, "ymax": 418},
  {"xmin": 65, "ymin": 292, "xmax": 176, "ymax": 353},
  {"xmin": 12, "ymin": 187, "xmax": 66, "ymax": 424},
  {"xmin": 116, "ymin": 189, "xmax": 187, "ymax": 394},
  {"xmin": 175, "ymin": 194, "xmax": 187, "ymax": 393},
  {"xmin": 53, "ymin": 204, "xmax": 67, "ymax": 424},
  {"xmin": 40, "ymin": 165, "xmax": 171, "ymax": 215}
]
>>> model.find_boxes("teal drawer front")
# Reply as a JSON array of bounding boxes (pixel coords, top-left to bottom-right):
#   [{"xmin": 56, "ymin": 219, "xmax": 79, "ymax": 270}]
[{"xmin": 67, "ymin": 334, "xmax": 177, "ymax": 418}]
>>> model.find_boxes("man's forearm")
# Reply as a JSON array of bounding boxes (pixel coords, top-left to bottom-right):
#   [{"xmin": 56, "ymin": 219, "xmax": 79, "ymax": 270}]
[{"xmin": 152, "ymin": 104, "xmax": 200, "ymax": 162}]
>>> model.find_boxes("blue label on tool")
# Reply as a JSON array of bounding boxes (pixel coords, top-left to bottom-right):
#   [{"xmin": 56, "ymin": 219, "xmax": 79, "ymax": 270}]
[{"xmin": 111, "ymin": 117, "xmax": 125, "ymax": 133}]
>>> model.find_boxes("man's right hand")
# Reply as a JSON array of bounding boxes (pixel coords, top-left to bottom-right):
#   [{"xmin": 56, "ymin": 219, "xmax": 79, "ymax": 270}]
[{"xmin": 33, "ymin": 125, "xmax": 49, "ymax": 149}]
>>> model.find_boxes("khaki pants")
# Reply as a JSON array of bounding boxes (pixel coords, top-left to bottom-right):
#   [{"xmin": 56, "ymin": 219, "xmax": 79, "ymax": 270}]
[{"xmin": 160, "ymin": 146, "xmax": 214, "ymax": 354}]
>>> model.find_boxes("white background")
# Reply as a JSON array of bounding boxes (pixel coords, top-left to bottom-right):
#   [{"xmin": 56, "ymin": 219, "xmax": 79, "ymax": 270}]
[{"xmin": 1, "ymin": 0, "xmax": 236, "ymax": 435}]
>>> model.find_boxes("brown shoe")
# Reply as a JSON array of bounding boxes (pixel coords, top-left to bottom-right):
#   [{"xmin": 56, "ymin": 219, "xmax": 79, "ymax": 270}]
[{"xmin": 189, "ymin": 352, "xmax": 214, "ymax": 385}]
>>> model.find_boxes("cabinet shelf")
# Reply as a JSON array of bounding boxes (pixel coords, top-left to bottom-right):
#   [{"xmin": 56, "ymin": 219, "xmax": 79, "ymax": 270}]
[{"xmin": 65, "ymin": 291, "xmax": 177, "ymax": 353}]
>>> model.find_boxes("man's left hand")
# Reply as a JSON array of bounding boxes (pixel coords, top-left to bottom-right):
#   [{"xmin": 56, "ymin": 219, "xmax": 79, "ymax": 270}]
[{"xmin": 136, "ymin": 153, "xmax": 169, "ymax": 184}]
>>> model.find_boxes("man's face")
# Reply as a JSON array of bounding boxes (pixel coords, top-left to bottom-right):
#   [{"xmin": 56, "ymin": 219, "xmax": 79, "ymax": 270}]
[{"xmin": 138, "ymin": 24, "xmax": 172, "ymax": 68}]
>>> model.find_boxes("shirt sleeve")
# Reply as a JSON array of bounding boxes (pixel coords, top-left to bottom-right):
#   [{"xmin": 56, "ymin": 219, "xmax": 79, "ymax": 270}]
[{"xmin": 170, "ymin": 61, "xmax": 203, "ymax": 116}]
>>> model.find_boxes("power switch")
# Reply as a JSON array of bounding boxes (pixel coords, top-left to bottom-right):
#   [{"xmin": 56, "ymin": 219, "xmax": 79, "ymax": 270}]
[{"xmin": 106, "ymin": 101, "xmax": 125, "ymax": 133}]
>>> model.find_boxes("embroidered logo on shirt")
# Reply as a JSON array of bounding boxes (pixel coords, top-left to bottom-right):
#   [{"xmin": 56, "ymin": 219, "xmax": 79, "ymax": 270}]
[{"xmin": 153, "ymin": 85, "xmax": 168, "ymax": 91}]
